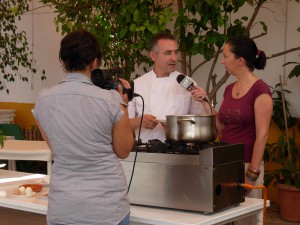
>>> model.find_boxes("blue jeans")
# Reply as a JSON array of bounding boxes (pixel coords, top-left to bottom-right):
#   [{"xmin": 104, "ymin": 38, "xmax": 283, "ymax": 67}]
[
  {"xmin": 118, "ymin": 213, "xmax": 130, "ymax": 225},
  {"xmin": 47, "ymin": 213, "xmax": 130, "ymax": 225}
]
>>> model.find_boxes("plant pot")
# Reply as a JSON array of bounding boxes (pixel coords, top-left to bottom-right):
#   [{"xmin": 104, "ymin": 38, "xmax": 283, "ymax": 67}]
[{"xmin": 276, "ymin": 183, "xmax": 300, "ymax": 222}]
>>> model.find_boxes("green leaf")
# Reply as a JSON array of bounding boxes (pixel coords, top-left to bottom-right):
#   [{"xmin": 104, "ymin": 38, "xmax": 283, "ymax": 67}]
[
  {"xmin": 246, "ymin": 0, "xmax": 254, "ymax": 6},
  {"xmin": 129, "ymin": 24, "xmax": 136, "ymax": 32},
  {"xmin": 134, "ymin": 10, "xmax": 139, "ymax": 22},
  {"xmin": 120, "ymin": 27, "xmax": 129, "ymax": 38},
  {"xmin": 264, "ymin": 173, "xmax": 274, "ymax": 187},
  {"xmin": 288, "ymin": 64, "xmax": 300, "ymax": 79},
  {"xmin": 260, "ymin": 21, "xmax": 268, "ymax": 33}
]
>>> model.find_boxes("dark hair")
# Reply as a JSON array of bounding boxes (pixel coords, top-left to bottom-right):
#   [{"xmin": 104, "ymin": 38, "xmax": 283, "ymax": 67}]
[
  {"xmin": 59, "ymin": 30, "xmax": 102, "ymax": 72},
  {"xmin": 226, "ymin": 36, "xmax": 266, "ymax": 71},
  {"xmin": 150, "ymin": 32, "xmax": 176, "ymax": 52}
]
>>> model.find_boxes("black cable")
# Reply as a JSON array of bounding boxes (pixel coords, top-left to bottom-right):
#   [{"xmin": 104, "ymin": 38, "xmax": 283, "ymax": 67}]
[{"xmin": 127, "ymin": 94, "xmax": 144, "ymax": 193}]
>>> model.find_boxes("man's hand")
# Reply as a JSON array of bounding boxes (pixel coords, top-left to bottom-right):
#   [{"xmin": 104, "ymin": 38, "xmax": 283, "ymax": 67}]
[{"xmin": 142, "ymin": 114, "xmax": 159, "ymax": 129}]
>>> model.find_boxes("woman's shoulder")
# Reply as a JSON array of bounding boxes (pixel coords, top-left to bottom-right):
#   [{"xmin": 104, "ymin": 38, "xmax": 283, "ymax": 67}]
[
  {"xmin": 253, "ymin": 79, "xmax": 270, "ymax": 91},
  {"xmin": 252, "ymin": 79, "xmax": 272, "ymax": 97},
  {"xmin": 254, "ymin": 78, "xmax": 269, "ymax": 87}
]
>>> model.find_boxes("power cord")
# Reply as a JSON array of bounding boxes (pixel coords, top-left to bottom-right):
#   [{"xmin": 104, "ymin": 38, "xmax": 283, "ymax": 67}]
[
  {"xmin": 239, "ymin": 183, "xmax": 268, "ymax": 225},
  {"xmin": 127, "ymin": 94, "xmax": 144, "ymax": 193}
]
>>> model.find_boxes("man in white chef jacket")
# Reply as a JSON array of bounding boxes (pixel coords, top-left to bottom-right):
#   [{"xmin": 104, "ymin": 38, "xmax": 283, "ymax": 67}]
[{"xmin": 128, "ymin": 32, "xmax": 209, "ymax": 143}]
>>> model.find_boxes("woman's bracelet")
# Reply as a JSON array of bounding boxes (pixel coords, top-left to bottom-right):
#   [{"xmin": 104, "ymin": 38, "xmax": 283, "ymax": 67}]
[
  {"xmin": 246, "ymin": 172, "xmax": 258, "ymax": 182},
  {"xmin": 246, "ymin": 169, "xmax": 259, "ymax": 181},
  {"xmin": 249, "ymin": 166, "xmax": 261, "ymax": 174},
  {"xmin": 247, "ymin": 169, "xmax": 260, "ymax": 177}
]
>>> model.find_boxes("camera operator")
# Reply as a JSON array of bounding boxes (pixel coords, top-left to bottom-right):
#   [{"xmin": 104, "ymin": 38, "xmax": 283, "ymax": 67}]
[{"xmin": 33, "ymin": 30, "xmax": 134, "ymax": 225}]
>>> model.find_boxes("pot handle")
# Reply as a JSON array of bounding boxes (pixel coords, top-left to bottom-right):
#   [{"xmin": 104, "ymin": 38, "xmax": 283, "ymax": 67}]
[{"xmin": 177, "ymin": 119, "xmax": 196, "ymax": 124}]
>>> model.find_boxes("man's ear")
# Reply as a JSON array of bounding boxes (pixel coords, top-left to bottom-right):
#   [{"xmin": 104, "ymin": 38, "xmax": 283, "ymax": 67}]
[{"xmin": 149, "ymin": 51, "xmax": 156, "ymax": 62}]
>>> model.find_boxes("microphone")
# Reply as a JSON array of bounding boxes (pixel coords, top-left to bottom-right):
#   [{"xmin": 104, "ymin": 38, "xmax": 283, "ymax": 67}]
[
  {"xmin": 177, "ymin": 74, "xmax": 211, "ymax": 106},
  {"xmin": 176, "ymin": 74, "xmax": 195, "ymax": 91}
]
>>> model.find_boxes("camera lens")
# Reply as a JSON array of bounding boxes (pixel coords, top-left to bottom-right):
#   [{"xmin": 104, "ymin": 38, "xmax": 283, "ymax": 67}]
[{"xmin": 91, "ymin": 69, "xmax": 105, "ymax": 86}]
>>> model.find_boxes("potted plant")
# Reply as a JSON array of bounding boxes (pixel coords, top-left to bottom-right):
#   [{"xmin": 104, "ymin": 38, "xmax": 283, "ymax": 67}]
[
  {"xmin": 264, "ymin": 61, "xmax": 300, "ymax": 222},
  {"xmin": 0, "ymin": 130, "xmax": 4, "ymax": 148}
]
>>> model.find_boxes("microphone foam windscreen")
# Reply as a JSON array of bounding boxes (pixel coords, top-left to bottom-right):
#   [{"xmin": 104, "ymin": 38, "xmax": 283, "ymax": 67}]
[{"xmin": 176, "ymin": 74, "xmax": 193, "ymax": 90}]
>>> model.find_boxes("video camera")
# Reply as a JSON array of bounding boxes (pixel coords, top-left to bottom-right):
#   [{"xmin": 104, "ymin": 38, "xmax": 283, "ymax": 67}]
[{"xmin": 91, "ymin": 67, "xmax": 134, "ymax": 101}]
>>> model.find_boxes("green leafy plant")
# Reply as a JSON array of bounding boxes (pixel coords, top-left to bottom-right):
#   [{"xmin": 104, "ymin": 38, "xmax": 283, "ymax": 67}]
[
  {"xmin": 0, "ymin": 0, "xmax": 46, "ymax": 94},
  {"xmin": 37, "ymin": 0, "xmax": 300, "ymax": 104},
  {"xmin": 3, "ymin": 0, "xmax": 299, "ymax": 100},
  {"xmin": 264, "ymin": 61, "xmax": 300, "ymax": 188}
]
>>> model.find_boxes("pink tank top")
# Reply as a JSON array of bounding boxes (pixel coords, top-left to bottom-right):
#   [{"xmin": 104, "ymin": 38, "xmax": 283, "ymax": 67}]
[{"xmin": 218, "ymin": 79, "xmax": 271, "ymax": 162}]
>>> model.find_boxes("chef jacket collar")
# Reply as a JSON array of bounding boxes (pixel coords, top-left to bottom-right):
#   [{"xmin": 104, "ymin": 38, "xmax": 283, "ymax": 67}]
[{"xmin": 151, "ymin": 69, "xmax": 177, "ymax": 79}]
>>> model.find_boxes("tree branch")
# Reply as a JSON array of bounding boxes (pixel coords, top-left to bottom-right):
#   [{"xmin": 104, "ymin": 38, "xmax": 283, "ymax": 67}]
[
  {"xmin": 267, "ymin": 47, "xmax": 300, "ymax": 60},
  {"xmin": 244, "ymin": 0, "xmax": 266, "ymax": 34},
  {"xmin": 189, "ymin": 60, "xmax": 209, "ymax": 77}
]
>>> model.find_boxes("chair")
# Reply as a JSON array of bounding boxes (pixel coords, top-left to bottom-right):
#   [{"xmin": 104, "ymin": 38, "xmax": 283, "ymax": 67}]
[
  {"xmin": 0, "ymin": 124, "xmax": 25, "ymax": 140},
  {"xmin": 0, "ymin": 124, "xmax": 24, "ymax": 170}
]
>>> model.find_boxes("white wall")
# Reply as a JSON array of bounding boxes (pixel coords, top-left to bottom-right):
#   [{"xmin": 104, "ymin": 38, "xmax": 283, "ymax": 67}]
[{"xmin": 1, "ymin": 0, "xmax": 300, "ymax": 116}]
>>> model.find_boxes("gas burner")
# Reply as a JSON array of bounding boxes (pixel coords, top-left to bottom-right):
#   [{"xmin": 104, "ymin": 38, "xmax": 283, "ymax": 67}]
[
  {"xmin": 133, "ymin": 139, "xmax": 229, "ymax": 155},
  {"xmin": 122, "ymin": 142, "xmax": 245, "ymax": 213}
]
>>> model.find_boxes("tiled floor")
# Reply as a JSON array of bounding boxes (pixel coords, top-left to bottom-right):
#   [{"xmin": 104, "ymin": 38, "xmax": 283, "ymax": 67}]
[
  {"xmin": 0, "ymin": 202, "xmax": 299, "ymax": 225},
  {"xmin": 266, "ymin": 202, "xmax": 299, "ymax": 225}
]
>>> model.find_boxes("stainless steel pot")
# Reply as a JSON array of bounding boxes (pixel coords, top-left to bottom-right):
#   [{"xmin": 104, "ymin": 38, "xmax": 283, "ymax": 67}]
[{"xmin": 166, "ymin": 115, "xmax": 217, "ymax": 143}]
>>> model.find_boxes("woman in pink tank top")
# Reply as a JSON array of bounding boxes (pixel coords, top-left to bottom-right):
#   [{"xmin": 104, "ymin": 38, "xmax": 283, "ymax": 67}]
[
  {"xmin": 189, "ymin": 36, "xmax": 273, "ymax": 225},
  {"xmin": 217, "ymin": 36, "xmax": 272, "ymax": 197}
]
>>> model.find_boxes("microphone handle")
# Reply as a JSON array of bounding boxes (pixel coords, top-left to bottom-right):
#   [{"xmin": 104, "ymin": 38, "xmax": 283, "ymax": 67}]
[{"xmin": 187, "ymin": 84, "xmax": 195, "ymax": 91}]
